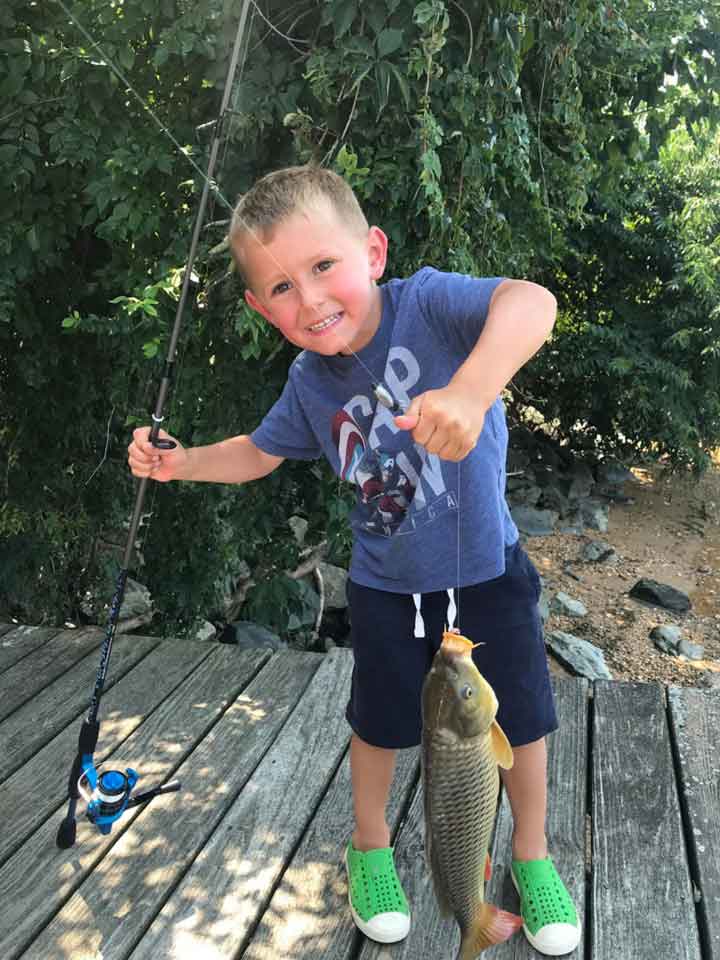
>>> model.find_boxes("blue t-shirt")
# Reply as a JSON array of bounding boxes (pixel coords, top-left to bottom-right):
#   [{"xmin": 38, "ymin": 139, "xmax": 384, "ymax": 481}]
[{"xmin": 251, "ymin": 267, "xmax": 519, "ymax": 593}]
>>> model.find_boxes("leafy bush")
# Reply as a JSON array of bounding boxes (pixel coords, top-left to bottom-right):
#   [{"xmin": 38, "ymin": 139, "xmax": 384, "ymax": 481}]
[{"xmin": 1, "ymin": 0, "xmax": 718, "ymax": 629}]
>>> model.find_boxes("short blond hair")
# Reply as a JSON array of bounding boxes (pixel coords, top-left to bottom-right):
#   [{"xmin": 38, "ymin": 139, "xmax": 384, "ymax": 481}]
[{"xmin": 229, "ymin": 166, "xmax": 369, "ymax": 282}]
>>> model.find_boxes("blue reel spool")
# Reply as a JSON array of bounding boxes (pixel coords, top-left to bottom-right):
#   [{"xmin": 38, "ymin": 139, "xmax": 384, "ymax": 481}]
[{"xmin": 80, "ymin": 764, "xmax": 138, "ymax": 835}]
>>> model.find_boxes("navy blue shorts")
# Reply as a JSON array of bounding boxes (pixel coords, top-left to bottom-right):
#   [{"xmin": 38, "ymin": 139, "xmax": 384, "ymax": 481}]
[{"xmin": 345, "ymin": 541, "xmax": 557, "ymax": 749}]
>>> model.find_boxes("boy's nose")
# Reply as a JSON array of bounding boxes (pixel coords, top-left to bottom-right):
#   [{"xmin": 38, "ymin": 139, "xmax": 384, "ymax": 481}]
[{"xmin": 297, "ymin": 284, "xmax": 326, "ymax": 312}]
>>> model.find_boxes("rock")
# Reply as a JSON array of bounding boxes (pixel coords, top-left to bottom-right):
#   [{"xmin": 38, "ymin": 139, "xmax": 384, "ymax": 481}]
[
  {"xmin": 506, "ymin": 479, "xmax": 542, "ymax": 507},
  {"xmin": 581, "ymin": 540, "xmax": 616, "ymax": 563},
  {"xmin": 546, "ymin": 630, "xmax": 613, "ymax": 680},
  {"xmin": 551, "ymin": 592, "xmax": 588, "ymax": 618},
  {"xmin": 540, "ymin": 483, "xmax": 570, "ymax": 516},
  {"xmin": 650, "ymin": 624, "xmax": 683, "ymax": 654},
  {"xmin": 119, "ymin": 578, "xmax": 153, "ymax": 620},
  {"xmin": 317, "ymin": 562, "xmax": 348, "ymax": 610},
  {"xmin": 224, "ymin": 621, "xmax": 284, "ymax": 650},
  {"xmin": 538, "ymin": 589, "xmax": 551, "ymax": 626},
  {"xmin": 678, "ymin": 639, "xmax": 705, "ymax": 660},
  {"xmin": 629, "ymin": 579, "xmax": 691, "ymax": 613},
  {"xmin": 596, "ymin": 459, "xmax": 634, "ymax": 486},
  {"xmin": 191, "ymin": 619, "xmax": 217, "ymax": 642},
  {"xmin": 563, "ymin": 564, "xmax": 584, "ymax": 583},
  {"xmin": 510, "ymin": 506, "xmax": 559, "ymax": 537},
  {"xmin": 580, "ymin": 498, "xmax": 609, "ymax": 532},
  {"xmin": 287, "ymin": 578, "xmax": 321, "ymax": 631},
  {"xmin": 566, "ymin": 462, "xmax": 595, "ymax": 501},
  {"xmin": 558, "ymin": 515, "xmax": 585, "ymax": 535},
  {"xmin": 288, "ymin": 516, "xmax": 308, "ymax": 546}
]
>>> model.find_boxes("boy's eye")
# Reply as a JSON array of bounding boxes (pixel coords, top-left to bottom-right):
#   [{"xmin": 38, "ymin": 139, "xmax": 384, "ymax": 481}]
[
  {"xmin": 314, "ymin": 260, "xmax": 334, "ymax": 274},
  {"xmin": 271, "ymin": 280, "xmax": 292, "ymax": 296}
]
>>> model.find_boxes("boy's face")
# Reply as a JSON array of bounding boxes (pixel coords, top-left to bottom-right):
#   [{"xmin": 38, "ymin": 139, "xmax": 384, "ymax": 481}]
[{"xmin": 238, "ymin": 200, "xmax": 388, "ymax": 356}]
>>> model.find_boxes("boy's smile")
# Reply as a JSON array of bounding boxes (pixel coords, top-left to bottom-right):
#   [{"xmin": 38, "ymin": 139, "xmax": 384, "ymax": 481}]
[{"xmin": 238, "ymin": 200, "xmax": 388, "ymax": 356}]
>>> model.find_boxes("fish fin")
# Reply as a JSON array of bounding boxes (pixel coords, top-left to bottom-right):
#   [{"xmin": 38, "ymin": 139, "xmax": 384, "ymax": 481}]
[
  {"xmin": 489, "ymin": 720, "xmax": 514, "ymax": 770},
  {"xmin": 485, "ymin": 852, "xmax": 492, "ymax": 883},
  {"xmin": 456, "ymin": 904, "xmax": 523, "ymax": 959}
]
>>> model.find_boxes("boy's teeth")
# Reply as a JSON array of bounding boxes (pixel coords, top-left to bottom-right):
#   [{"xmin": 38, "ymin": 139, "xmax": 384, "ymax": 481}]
[{"xmin": 310, "ymin": 313, "xmax": 341, "ymax": 332}]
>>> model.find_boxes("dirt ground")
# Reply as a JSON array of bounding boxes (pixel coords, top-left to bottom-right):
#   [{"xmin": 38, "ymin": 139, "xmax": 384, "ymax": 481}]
[{"xmin": 524, "ymin": 456, "xmax": 720, "ymax": 686}]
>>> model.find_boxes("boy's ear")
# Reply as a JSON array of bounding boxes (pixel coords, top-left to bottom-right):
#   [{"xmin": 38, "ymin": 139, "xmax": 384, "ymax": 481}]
[
  {"xmin": 367, "ymin": 226, "xmax": 388, "ymax": 281},
  {"xmin": 245, "ymin": 288, "xmax": 275, "ymax": 325}
]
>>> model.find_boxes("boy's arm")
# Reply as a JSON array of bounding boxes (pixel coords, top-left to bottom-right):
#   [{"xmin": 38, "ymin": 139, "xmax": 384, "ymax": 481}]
[
  {"xmin": 128, "ymin": 428, "xmax": 284, "ymax": 483},
  {"xmin": 395, "ymin": 279, "xmax": 556, "ymax": 461},
  {"xmin": 451, "ymin": 279, "xmax": 556, "ymax": 410}
]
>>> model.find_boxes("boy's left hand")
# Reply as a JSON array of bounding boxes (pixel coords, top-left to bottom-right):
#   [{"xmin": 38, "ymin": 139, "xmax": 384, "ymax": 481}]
[{"xmin": 394, "ymin": 385, "xmax": 486, "ymax": 461}]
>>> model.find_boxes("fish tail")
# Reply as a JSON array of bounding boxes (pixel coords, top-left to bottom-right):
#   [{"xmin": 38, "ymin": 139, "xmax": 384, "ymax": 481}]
[{"xmin": 456, "ymin": 903, "xmax": 523, "ymax": 959}]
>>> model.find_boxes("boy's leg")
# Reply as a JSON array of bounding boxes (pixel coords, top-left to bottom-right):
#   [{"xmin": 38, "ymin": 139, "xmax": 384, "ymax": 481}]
[
  {"xmin": 350, "ymin": 733, "xmax": 396, "ymax": 851},
  {"xmin": 343, "ymin": 581, "xmax": 433, "ymax": 943},
  {"xmin": 500, "ymin": 736, "xmax": 548, "ymax": 860}
]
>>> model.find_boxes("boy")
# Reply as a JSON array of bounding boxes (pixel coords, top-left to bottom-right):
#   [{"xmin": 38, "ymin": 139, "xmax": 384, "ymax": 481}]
[{"xmin": 128, "ymin": 166, "xmax": 581, "ymax": 956}]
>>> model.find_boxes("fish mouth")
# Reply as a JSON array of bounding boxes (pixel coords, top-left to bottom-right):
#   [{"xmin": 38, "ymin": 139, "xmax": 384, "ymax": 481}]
[{"xmin": 441, "ymin": 631, "xmax": 475, "ymax": 658}]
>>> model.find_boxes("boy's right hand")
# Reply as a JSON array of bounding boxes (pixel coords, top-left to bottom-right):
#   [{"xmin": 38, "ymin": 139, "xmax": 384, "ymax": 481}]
[{"xmin": 128, "ymin": 427, "xmax": 189, "ymax": 482}]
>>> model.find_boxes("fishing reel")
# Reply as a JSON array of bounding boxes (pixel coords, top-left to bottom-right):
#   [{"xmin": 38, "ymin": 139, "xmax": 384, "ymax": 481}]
[{"xmin": 76, "ymin": 758, "xmax": 180, "ymax": 837}]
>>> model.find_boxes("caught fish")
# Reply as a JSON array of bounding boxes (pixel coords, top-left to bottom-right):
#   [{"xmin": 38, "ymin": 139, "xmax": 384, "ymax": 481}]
[{"xmin": 422, "ymin": 631, "xmax": 523, "ymax": 959}]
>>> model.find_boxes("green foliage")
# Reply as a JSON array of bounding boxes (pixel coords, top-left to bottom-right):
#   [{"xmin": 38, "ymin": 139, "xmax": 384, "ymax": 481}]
[
  {"xmin": 521, "ymin": 125, "xmax": 720, "ymax": 470},
  {"xmin": 1, "ymin": 0, "xmax": 719, "ymax": 629}
]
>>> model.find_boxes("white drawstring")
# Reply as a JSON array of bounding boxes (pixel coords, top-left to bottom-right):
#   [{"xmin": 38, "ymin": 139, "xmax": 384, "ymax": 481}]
[
  {"xmin": 446, "ymin": 588, "xmax": 457, "ymax": 632},
  {"xmin": 412, "ymin": 593, "xmax": 425, "ymax": 638}
]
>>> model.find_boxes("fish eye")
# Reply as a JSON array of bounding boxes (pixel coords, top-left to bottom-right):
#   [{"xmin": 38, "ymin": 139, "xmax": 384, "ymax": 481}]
[{"xmin": 460, "ymin": 684, "xmax": 474, "ymax": 700}]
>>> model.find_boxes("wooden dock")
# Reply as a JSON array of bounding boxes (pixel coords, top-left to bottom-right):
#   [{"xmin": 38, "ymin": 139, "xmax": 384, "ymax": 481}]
[{"xmin": 0, "ymin": 621, "xmax": 718, "ymax": 959}]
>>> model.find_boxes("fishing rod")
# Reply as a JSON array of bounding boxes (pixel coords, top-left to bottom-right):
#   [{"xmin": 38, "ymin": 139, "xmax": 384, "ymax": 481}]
[{"xmin": 55, "ymin": 0, "xmax": 253, "ymax": 849}]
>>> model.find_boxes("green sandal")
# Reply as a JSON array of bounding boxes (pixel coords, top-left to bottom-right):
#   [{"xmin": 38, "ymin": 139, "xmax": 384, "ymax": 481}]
[
  {"xmin": 344, "ymin": 843, "xmax": 411, "ymax": 943},
  {"xmin": 511, "ymin": 857, "xmax": 581, "ymax": 956}
]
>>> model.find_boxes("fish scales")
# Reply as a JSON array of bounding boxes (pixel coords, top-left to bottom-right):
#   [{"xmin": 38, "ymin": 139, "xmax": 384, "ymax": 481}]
[{"xmin": 424, "ymin": 729, "xmax": 498, "ymax": 928}]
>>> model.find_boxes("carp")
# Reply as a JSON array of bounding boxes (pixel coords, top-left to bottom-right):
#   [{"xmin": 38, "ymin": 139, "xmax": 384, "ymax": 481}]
[{"xmin": 421, "ymin": 630, "xmax": 523, "ymax": 959}]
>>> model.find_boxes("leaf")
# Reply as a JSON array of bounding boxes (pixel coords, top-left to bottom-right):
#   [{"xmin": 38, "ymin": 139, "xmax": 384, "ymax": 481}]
[
  {"xmin": 333, "ymin": 0, "xmax": 357, "ymax": 39},
  {"xmin": 377, "ymin": 28, "xmax": 404, "ymax": 59},
  {"xmin": 118, "ymin": 45, "xmax": 135, "ymax": 72}
]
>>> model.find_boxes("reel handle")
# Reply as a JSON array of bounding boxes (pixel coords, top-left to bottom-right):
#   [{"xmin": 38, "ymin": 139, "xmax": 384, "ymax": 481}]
[{"xmin": 126, "ymin": 779, "xmax": 181, "ymax": 809}]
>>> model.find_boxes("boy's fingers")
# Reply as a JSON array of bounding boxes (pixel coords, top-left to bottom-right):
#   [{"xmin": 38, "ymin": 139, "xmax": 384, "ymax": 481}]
[
  {"xmin": 394, "ymin": 394, "xmax": 423, "ymax": 432},
  {"xmin": 394, "ymin": 412, "xmax": 419, "ymax": 431}
]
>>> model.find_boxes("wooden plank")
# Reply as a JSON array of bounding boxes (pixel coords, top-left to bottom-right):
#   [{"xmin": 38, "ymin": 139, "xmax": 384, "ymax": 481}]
[
  {"xmin": 0, "ymin": 625, "xmax": 63, "ymax": 675},
  {"xmin": 355, "ymin": 679, "xmax": 590, "ymax": 960},
  {"xmin": 668, "ymin": 686, "xmax": 720, "ymax": 959},
  {"xmin": 125, "ymin": 648, "xmax": 356, "ymax": 960},
  {"xmin": 15, "ymin": 649, "xmax": 319, "ymax": 960},
  {"xmin": 0, "ymin": 633, "xmax": 159, "ymax": 785},
  {"xmin": 0, "ymin": 637, "xmax": 214, "ymax": 866},
  {"xmin": 0, "ymin": 644, "xmax": 277, "ymax": 960},
  {"xmin": 243, "ymin": 745, "xmax": 420, "ymax": 960},
  {"xmin": 592, "ymin": 681, "xmax": 701, "ymax": 960},
  {"xmin": 486, "ymin": 677, "xmax": 589, "ymax": 959},
  {"xmin": 0, "ymin": 626, "xmax": 102, "ymax": 721}
]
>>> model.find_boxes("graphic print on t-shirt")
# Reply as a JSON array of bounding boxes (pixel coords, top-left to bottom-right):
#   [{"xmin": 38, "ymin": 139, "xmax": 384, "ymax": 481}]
[
  {"xmin": 331, "ymin": 342, "xmax": 458, "ymax": 539},
  {"xmin": 332, "ymin": 409, "xmax": 416, "ymax": 535}
]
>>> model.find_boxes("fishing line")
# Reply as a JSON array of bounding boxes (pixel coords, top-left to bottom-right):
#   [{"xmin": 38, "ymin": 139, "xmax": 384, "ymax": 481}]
[{"xmin": 54, "ymin": 0, "xmax": 234, "ymax": 213}]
